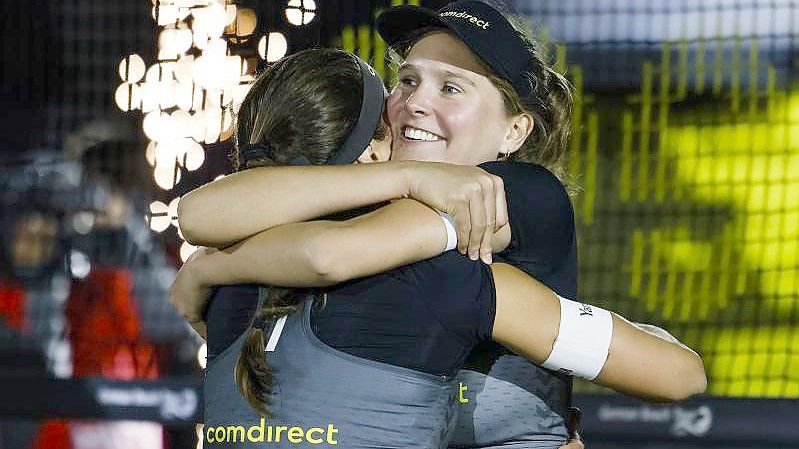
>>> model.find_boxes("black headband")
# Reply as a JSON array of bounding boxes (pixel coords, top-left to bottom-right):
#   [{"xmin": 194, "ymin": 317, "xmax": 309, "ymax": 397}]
[
  {"xmin": 238, "ymin": 141, "xmax": 310, "ymax": 168},
  {"xmin": 327, "ymin": 56, "xmax": 388, "ymax": 165},
  {"xmin": 239, "ymin": 55, "xmax": 387, "ymax": 169}
]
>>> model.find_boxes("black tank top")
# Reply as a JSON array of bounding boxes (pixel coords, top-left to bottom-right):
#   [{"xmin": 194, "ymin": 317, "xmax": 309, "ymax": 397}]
[{"xmin": 205, "ymin": 251, "xmax": 495, "ymax": 376}]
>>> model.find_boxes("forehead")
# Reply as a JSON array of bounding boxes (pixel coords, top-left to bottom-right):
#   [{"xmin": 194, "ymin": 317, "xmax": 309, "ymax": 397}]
[{"xmin": 404, "ymin": 30, "xmax": 492, "ymax": 79}]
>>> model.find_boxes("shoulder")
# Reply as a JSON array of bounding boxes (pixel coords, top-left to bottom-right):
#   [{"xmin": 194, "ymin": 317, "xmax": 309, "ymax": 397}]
[
  {"xmin": 480, "ymin": 162, "xmax": 571, "ymax": 217},
  {"xmin": 479, "ymin": 161, "xmax": 573, "ymax": 224},
  {"xmin": 479, "ymin": 161, "xmax": 565, "ymax": 192},
  {"xmin": 479, "ymin": 163, "xmax": 575, "ymax": 274}
]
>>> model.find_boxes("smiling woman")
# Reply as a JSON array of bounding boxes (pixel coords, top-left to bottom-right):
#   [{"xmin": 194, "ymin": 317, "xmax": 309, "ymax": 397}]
[{"xmin": 388, "ymin": 30, "xmax": 530, "ymax": 165}]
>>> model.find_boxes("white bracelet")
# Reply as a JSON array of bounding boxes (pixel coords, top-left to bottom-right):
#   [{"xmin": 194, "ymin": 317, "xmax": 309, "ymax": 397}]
[
  {"xmin": 541, "ymin": 295, "xmax": 613, "ymax": 380},
  {"xmin": 438, "ymin": 211, "xmax": 458, "ymax": 252}
]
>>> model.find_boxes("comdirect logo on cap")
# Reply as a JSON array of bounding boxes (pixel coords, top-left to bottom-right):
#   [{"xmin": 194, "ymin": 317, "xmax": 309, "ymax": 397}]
[{"xmin": 439, "ymin": 11, "xmax": 491, "ymax": 29}]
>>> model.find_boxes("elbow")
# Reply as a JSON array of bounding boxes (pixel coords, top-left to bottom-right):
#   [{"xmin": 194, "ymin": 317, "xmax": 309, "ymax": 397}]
[
  {"xmin": 679, "ymin": 352, "xmax": 708, "ymax": 399},
  {"xmin": 177, "ymin": 193, "xmax": 219, "ymax": 247},
  {"xmin": 660, "ymin": 352, "xmax": 708, "ymax": 402},
  {"xmin": 177, "ymin": 193, "xmax": 202, "ymax": 244},
  {"xmin": 302, "ymin": 231, "xmax": 352, "ymax": 286}
]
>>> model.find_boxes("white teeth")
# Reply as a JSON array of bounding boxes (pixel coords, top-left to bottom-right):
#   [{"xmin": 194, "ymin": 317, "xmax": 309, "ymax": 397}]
[{"xmin": 403, "ymin": 126, "xmax": 441, "ymax": 142}]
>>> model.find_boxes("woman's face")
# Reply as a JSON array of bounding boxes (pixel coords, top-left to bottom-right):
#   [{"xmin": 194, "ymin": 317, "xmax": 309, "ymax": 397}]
[{"xmin": 386, "ymin": 31, "xmax": 514, "ymax": 165}]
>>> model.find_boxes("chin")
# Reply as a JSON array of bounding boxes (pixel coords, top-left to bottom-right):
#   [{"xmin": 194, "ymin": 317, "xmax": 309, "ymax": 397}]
[
  {"xmin": 391, "ymin": 141, "xmax": 449, "ymax": 163},
  {"xmin": 392, "ymin": 149, "xmax": 448, "ymax": 163}
]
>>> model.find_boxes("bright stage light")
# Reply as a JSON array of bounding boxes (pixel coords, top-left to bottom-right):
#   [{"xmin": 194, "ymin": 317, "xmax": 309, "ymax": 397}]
[
  {"xmin": 258, "ymin": 32, "xmax": 288, "ymax": 62},
  {"xmin": 285, "ymin": 0, "xmax": 317, "ymax": 26}
]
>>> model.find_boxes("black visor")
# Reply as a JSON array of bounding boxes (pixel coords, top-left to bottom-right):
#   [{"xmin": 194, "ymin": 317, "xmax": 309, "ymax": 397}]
[{"xmin": 376, "ymin": 0, "xmax": 534, "ymax": 98}]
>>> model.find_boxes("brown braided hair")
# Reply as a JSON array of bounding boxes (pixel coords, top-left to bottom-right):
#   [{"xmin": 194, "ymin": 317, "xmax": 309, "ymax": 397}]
[{"xmin": 232, "ymin": 47, "xmax": 387, "ymax": 416}]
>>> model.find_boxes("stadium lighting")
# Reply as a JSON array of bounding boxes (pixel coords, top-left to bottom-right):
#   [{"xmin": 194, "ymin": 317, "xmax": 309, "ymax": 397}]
[
  {"xmin": 285, "ymin": 0, "xmax": 317, "ymax": 26},
  {"xmin": 258, "ymin": 32, "xmax": 288, "ymax": 62}
]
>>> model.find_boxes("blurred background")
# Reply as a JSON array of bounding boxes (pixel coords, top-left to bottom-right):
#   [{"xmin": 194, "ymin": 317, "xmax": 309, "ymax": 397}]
[{"xmin": 0, "ymin": 0, "xmax": 796, "ymax": 448}]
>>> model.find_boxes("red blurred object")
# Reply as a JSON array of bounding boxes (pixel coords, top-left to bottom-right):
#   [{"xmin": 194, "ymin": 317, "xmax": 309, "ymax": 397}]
[
  {"xmin": 66, "ymin": 267, "xmax": 159, "ymax": 379},
  {"xmin": 30, "ymin": 420, "xmax": 72, "ymax": 449},
  {"xmin": 0, "ymin": 281, "xmax": 26, "ymax": 331},
  {"xmin": 31, "ymin": 268, "xmax": 166, "ymax": 449}
]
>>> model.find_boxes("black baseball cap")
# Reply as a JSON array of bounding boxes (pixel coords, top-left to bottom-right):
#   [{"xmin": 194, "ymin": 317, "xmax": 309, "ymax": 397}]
[{"xmin": 376, "ymin": 0, "xmax": 534, "ymax": 97}]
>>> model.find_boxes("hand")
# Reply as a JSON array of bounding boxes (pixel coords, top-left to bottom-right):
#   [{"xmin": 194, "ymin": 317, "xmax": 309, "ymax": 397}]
[
  {"xmin": 559, "ymin": 406, "xmax": 584, "ymax": 449},
  {"xmin": 558, "ymin": 436, "xmax": 584, "ymax": 449},
  {"xmin": 169, "ymin": 247, "xmax": 216, "ymax": 339},
  {"xmin": 405, "ymin": 162, "xmax": 507, "ymax": 263}
]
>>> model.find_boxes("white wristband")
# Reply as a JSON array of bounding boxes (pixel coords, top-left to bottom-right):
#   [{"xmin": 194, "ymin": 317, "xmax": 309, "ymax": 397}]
[
  {"xmin": 541, "ymin": 295, "xmax": 613, "ymax": 380},
  {"xmin": 438, "ymin": 211, "xmax": 458, "ymax": 252}
]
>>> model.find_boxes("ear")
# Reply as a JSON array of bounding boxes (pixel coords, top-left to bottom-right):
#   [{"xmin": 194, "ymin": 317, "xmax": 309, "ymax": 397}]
[
  {"xmin": 357, "ymin": 139, "xmax": 391, "ymax": 164},
  {"xmin": 372, "ymin": 138, "xmax": 392, "ymax": 162},
  {"xmin": 502, "ymin": 113, "xmax": 534, "ymax": 156},
  {"xmin": 356, "ymin": 146, "xmax": 374, "ymax": 164}
]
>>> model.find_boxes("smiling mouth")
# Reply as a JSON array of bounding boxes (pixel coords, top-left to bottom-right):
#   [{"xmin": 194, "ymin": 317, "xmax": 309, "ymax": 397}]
[{"xmin": 402, "ymin": 125, "xmax": 443, "ymax": 142}]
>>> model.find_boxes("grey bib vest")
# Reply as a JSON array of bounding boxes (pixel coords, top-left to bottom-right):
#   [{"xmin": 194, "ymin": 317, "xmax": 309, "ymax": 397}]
[
  {"xmin": 450, "ymin": 358, "xmax": 570, "ymax": 448},
  {"xmin": 204, "ymin": 297, "xmax": 459, "ymax": 448}
]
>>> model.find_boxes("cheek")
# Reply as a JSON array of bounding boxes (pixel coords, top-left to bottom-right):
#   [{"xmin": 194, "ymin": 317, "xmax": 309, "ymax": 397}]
[
  {"xmin": 445, "ymin": 102, "xmax": 509, "ymax": 163},
  {"xmin": 444, "ymin": 102, "xmax": 497, "ymax": 143},
  {"xmin": 385, "ymin": 90, "xmax": 406, "ymax": 129}
]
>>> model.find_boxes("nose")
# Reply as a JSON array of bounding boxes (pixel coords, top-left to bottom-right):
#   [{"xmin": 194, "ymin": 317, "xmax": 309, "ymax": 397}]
[{"xmin": 404, "ymin": 85, "xmax": 433, "ymax": 117}]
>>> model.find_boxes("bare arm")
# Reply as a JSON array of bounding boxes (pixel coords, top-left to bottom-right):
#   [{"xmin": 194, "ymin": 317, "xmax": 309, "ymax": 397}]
[
  {"xmin": 170, "ymin": 198, "xmax": 510, "ymax": 335},
  {"xmin": 187, "ymin": 199, "xmax": 497, "ymax": 288},
  {"xmin": 178, "ymin": 162, "xmax": 412, "ymax": 248},
  {"xmin": 490, "ymin": 263, "xmax": 707, "ymax": 403},
  {"xmin": 177, "ymin": 161, "xmax": 507, "ymax": 261}
]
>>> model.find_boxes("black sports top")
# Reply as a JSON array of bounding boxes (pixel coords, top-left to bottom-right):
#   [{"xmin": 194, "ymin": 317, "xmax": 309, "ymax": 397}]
[
  {"xmin": 206, "ymin": 250, "xmax": 494, "ymax": 376},
  {"xmin": 204, "ymin": 162, "xmax": 576, "ymax": 376}
]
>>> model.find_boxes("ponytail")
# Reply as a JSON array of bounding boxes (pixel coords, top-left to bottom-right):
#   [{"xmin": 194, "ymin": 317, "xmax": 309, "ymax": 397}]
[{"xmin": 234, "ymin": 287, "xmax": 301, "ymax": 416}]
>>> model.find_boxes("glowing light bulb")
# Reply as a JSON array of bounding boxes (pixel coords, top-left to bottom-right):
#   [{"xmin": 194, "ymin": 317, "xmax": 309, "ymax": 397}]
[
  {"xmin": 203, "ymin": 107, "xmax": 223, "ymax": 144},
  {"xmin": 192, "ymin": 3, "xmax": 227, "ymax": 39},
  {"xmin": 147, "ymin": 201, "xmax": 171, "ymax": 232},
  {"xmin": 285, "ymin": 0, "xmax": 316, "ymax": 26},
  {"xmin": 145, "ymin": 141, "xmax": 157, "ymax": 167},
  {"xmin": 119, "ymin": 54, "xmax": 146, "ymax": 83},
  {"xmin": 154, "ymin": 159, "xmax": 182, "ymax": 190},
  {"xmin": 168, "ymin": 196, "xmax": 181, "ymax": 228},
  {"xmin": 180, "ymin": 241, "xmax": 198, "ymax": 262},
  {"xmin": 258, "ymin": 32, "xmax": 288, "ymax": 62},
  {"xmin": 183, "ymin": 141, "xmax": 206, "ymax": 171},
  {"xmin": 143, "ymin": 111, "xmax": 168, "ymax": 141},
  {"xmin": 115, "ymin": 83, "xmax": 142, "ymax": 112},
  {"xmin": 171, "ymin": 109, "xmax": 193, "ymax": 138}
]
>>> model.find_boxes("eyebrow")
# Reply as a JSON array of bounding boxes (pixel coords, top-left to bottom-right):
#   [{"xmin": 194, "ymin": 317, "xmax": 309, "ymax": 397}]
[{"xmin": 398, "ymin": 63, "xmax": 477, "ymax": 87}]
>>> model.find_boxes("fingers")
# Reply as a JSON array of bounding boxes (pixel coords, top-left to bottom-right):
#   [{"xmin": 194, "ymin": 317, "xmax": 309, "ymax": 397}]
[
  {"xmin": 493, "ymin": 175, "xmax": 508, "ymax": 229},
  {"xmin": 454, "ymin": 198, "xmax": 471, "ymax": 255},
  {"xmin": 566, "ymin": 406, "xmax": 582, "ymax": 438},
  {"xmin": 479, "ymin": 177, "xmax": 495, "ymax": 264},
  {"xmin": 169, "ymin": 267, "xmax": 210, "ymax": 340},
  {"xmin": 557, "ymin": 436, "xmax": 584, "ymax": 449},
  {"xmin": 457, "ymin": 174, "xmax": 504, "ymax": 262},
  {"xmin": 466, "ymin": 184, "xmax": 486, "ymax": 260},
  {"xmin": 562, "ymin": 406, "xmax": 584, "ymax": 448}
]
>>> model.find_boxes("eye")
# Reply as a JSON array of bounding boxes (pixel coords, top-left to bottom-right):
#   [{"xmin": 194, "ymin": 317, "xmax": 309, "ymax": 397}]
[
  {"xmin": 442, "ymin": 83, "xmax": 462, "ymax": 95},
  {"xmin": 399, "ymin": 76, "xmax": 418, "ymax": 87}
]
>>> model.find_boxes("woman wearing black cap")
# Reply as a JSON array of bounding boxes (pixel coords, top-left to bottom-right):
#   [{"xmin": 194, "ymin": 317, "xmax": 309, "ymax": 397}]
[
  {"xmin": 176, "ymin": 2, "xmax": 705, "ymax": 448},
  {"xmin": 377, "ymin": 3, "xmax": 581, "ymax": 446}
]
